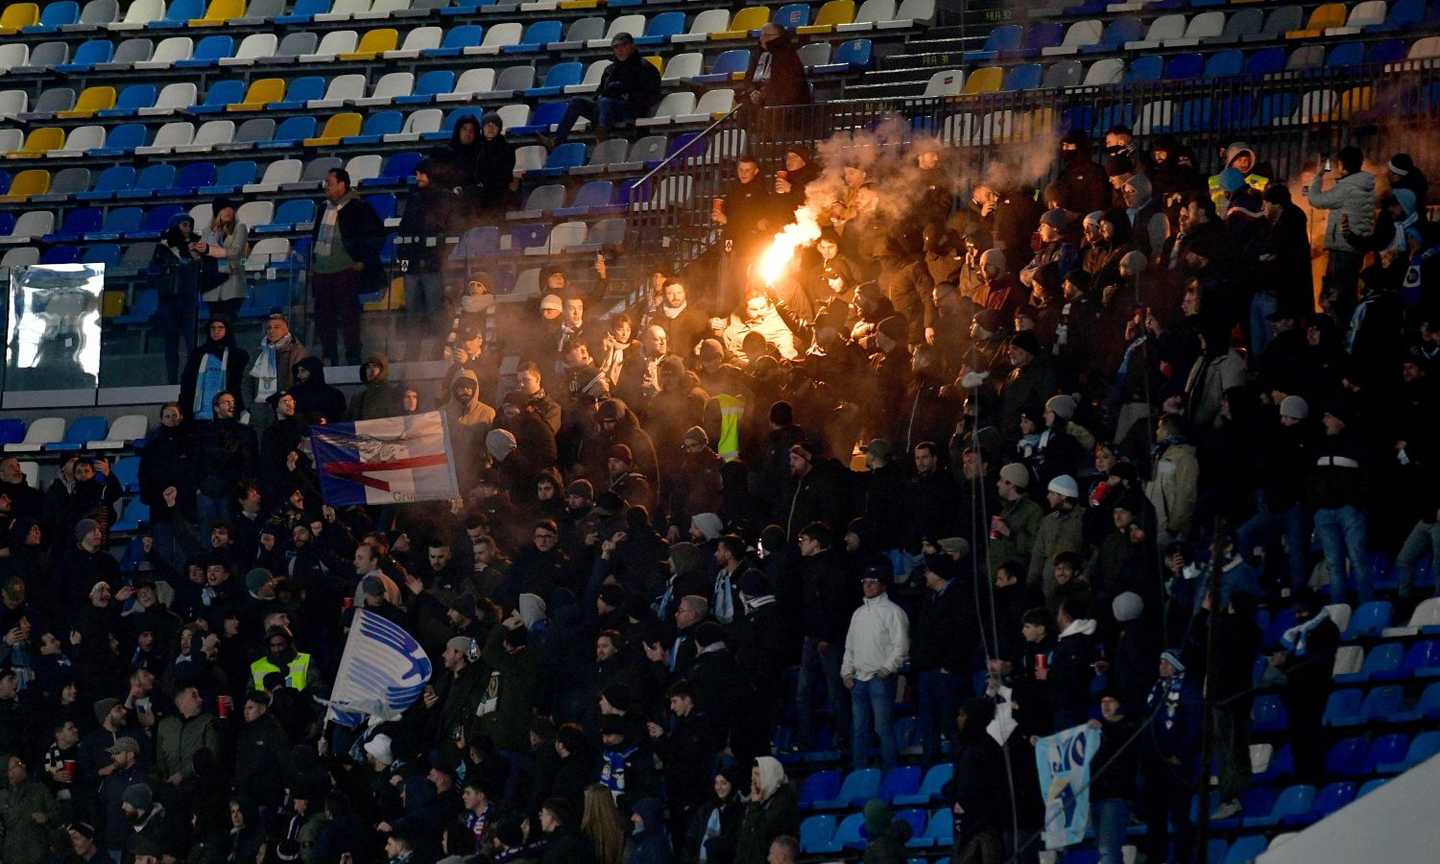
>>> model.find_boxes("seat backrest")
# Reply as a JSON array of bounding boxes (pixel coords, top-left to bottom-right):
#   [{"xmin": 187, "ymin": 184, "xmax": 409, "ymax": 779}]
[
  {"xmin": 496, "ymin": 65, "xmax": 535, "ymax": 91},
  {"xmin": 482, "ymin": 21, "xmax": 521, "ymax": 47},
  {"xmin": 260, "ymin": 158, "xmax": 303, "ymax": 185},
  {"xmin": 564, "ymin": 16, "xmax": 603, "ymax": 41},
  {"xmin": 688, "ymin": 8, "xmax": 728, "ymax": 34},
  {"xmin": 854, "ymin": 0, "xmax": 895, "ymax": 25},
  {"xmin": 605, "ymin": 13, "xmax": 644, "ymax": 39},
  {"xmin": 1263, "ymin": 6, "xmax": 1302, "ymax": 37},
  {"xmin": 49, "ymin": 167, "xmax": 91, "ymax": 195},
  {"xmin": 29, "ymin": 41, "xmax": 69, "ymax": 67},
  {"xmin": 236, "ymin": 33, "xmax": 278, "ymax": 60},
  {"xmin": 34, "ymin": 87, "xmax": 76, "ymax": 115},
  {"xmin": 314, "ymin": 30, "xmax": 358, "ymax": 56},
  {"xmin": 113, "ymin": 38, "xmax": 154, "ymax": 65},
  {"xmin": 523, "ymin": 184, "xmax": 565, "ymax": 211},
  {"xmin": 1145, "ymin": 13, "xmax": 1186, "ymax": 41},
  {"xmin": 495, "ymin": 103, "xmax": 528, "ymax": 128},
  {"xmin": 662, "ymin": 51, "xmax": 702, "ymax": 81},
  {"xmin": 1043, "ymin": 59, "xmax": 1083, "ymax": 88},
  {"xmin": 152, "ymin": 122, "xmax": 195, "ymax": 147},
  {"xmin": 235, "ymin": 118, "xmax": 276, "ymax": 143},
  {"xmin": 921, "ymin": 69, "xmax": 964, "ymax": 97},
  {"xmin": 193, "ymin": 119, "xmax": 235, "ymax": 146},
  {"xmin": 79, "ymin": 0, "xmax": 119, "ymax": 25},
  {"xmin": 324, "ymin": 73, "xmax": 367, "ymax": 101}
]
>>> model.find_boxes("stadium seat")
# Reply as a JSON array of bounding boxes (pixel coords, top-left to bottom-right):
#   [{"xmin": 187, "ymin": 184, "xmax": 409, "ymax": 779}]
[
  {"xmin": 878, "ymin": 765, "xmax": 921, "ymax": 803},
  {"xmin": 1251, "ymin": 694, "xmax": 1288, "ymax": 733},
  {"xmin": 78, "ymin": 166, "xmax": 137, "ymax": 200},
  {"xmin": 674, "ymin": 8, "xmax": 729, "ymax": 43},
  {"xmin": 90, "ymin": 206, "xmax": 142, "ymax": 240},
  {"xmin": 1244, "ymin": 784, "xmax": 1314, "ymax": 828},
  {"xmin": 1376, "ymin": 730, "xmax": 1440, "ymax": 773},
  {"xmin": 45, "ymin": 207, "xmax": 104, "ymax": 242},
  {"xmin": 1345, "ymin": 602, "xmax": 1392, "ymax": 640},
  {"xmin": 815, "ymin": 768, "xmax": 882, "ymax": 810},
  {"xmin": 797, "ymin": 768, "xmax": 842, "ymax": 810},
  {"xmin": 507, "ymin": 19, "xmax": 561, "ymax": 53},
  {"xmin": 0, "ymin": 169, "xmax": 50, "ymax": 203},
  {"xmin": 112, "ymin": 499, "xmax": 150, "ymax": 533},
  {"xmin": 5, "ymin": 417, "xmax": 65, "ymax": 453},
  {"xmin": 798, "ymin": 815, "xmax": 836, "ymax": 854},
  {"xmin": 1223, "ymin": 836, "xmax": 1270, "ymax": 864},
  {"xmin": 1322, "ymin": 689, "xmax": 1364, "ymax": 727},
  {"xmin": 713, "ymin": 5, "xmax": 770, "ymax": 40}
]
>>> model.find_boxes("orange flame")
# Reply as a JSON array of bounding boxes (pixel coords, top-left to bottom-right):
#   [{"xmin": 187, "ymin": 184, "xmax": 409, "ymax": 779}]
[{"xmin": 758, "ymin": 208, "xmax": 822, "ymax": 287}]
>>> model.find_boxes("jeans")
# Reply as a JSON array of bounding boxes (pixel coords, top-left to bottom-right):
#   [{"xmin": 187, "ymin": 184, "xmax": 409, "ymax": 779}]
[
  {"xmin": 796, "ymin": 636, "xmax": 847, "ymax": 750},
  {"xmin": 555, "ymin": 96, "xmax": 646, "ymax": 145},
  {"xmin": 1313, "ymin": 504, "xmax": 1373, "ymax": 604},
  {"xmin": 1249, "ymin": 290, "xmax": 1278, "ymax": 361},
  {"xmin": 313, "ymin": 268, "xmax": 364, "ymax": 364},
  {"xmin": 196, "ymin": 492, "xmax": 230, "ymax": 536},
  {"xmin": 403, "ymin": 271, "xmax": 445, "ymax": 360},
  {"xmin": 1394, "ymin": 519, "xmax": 1440, "ymax": 597},
  {"xmin": 156, "ymin": 284, "xmax": 198, "ymax": 385},
  {"xmin": 850, "ymin": 675, "xmax": 898, "ymax": 770},
  {"xmin": 1140, "ymin": 755, "xmax": 1194, "ymax": 864},
  {"xmin": 1091, "ymin": 798, "xmax": 1129, "ymax": 864},
  {"xmin": 1238, "ymin": 493, "xmax": 1309, "ymax": 593},
  {"xmin": 1322, "ymin": 248, "xmax": 1362, "ymax": 325},
  {"xmin": 918, "ymin": 669, "xmax": 964, "ymax": 763}
]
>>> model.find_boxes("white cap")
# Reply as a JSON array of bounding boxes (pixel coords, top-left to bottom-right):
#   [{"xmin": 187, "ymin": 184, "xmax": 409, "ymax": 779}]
[
  {"xmin": 363, "ymin": 733, "xmax": 394, "ymax": 765},
  {"xmin": 1047, "ymin": 474, "xmax": 1079, "ymax": 499}
]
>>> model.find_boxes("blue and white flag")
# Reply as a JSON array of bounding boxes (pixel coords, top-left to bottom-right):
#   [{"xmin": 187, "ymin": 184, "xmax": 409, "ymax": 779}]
[
  {"xmin": 327, "ymin": 609, "xmax": 432, "ymax": 728},
  {"xmin": 1035, "ymin": 723, "xmax": 1102, "ymax": 849},
  {"xmin": 310, "ymin": 411, "xmax": 459, "ymax": 507}
]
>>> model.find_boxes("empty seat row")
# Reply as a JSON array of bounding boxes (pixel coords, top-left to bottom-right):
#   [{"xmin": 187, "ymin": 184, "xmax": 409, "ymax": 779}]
[{"xmin": 0, "ymin": 413, "xmax": 146, "ymax": 452}]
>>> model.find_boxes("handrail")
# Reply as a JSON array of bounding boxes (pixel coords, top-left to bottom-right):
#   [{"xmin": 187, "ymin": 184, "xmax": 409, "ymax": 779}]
[{"xmin": 633, "ymin": 101, "xmax": 746, "ymax": 192}]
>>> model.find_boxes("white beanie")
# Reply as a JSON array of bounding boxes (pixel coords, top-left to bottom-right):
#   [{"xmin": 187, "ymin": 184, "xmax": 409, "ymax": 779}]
[
  {"xmin": 690, "ymin": 512, "xmax": 724, "ymax": 542},
  {"xmin": 485, "ymin": 428, "xmax": 517, "ymax": 461},
  {"xmin": 363, "ymin": 733, "xmax": 394, "ymax": 765},
  {"xmin": 1045, "ymin": 394, "xmax": 1077, "ymax": 421},
  {"xmin": 1047, "ymin": 474, "xmax": 1079, "ymax": 499},
  {"xmin": 1279, "ymin": 395, "xmax": 1309, "ymax": 421},
  {"xmin": 999, "ymin": 462, "xmax": 1030, "ymax": 489},
  {"xmin": 1112, "ymin": 591, "xmax": 1144, "ymax": 623}
]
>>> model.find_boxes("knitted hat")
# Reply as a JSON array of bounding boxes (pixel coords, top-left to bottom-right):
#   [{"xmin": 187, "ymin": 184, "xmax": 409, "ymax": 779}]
[
  {"xmin": 122, "ymin": 783, "xmax": 153, "ymax": 811},
  {"xmin": 690, "ymin": 512, "xmax": 723, "ymax": 541},
  {"xmin": 446, "ymin": 636, "xmax": 473, "ymax": 655},
  {"xmin": 739, "ymin": 567, "xmax": 768, "ymax": 597},
  {"xmin": 566, "ymin": 479, "xmax": 594, "ymax": 500},
  {"xmin": 107, "ymin": 737, "xmax": 141, "ymax": 756},
  {"xmin": 363, "ymin": 733, "xmax": 394, "ymax": 765},
  {"xmin": 937, "ymin": 537, "xmax": 970, "ymax": 558},
  {"xmin": 999, "ymin": 462, "xmax": 1030, "ymax": 489},
  {"xmin": 1083, "ymin": 210, "xmax": 1105, "ymax": 227},
  {"xmin": 540, "ymin": 293, "xmax": 563, "ymax": 313},
  {"xmin": 1279, "ymin": 395, "xmax": 1309, "ymax": 421},
  {"xmin": 1112, "ymin": 591, "xmax": 1145, "ymax": 623},
  {"xmin": 93, "ymin": 697, "xmax": 120, "ymax": 725},
  {"xmin": 74, "ymin": 518, "xmax": 99, "ymax": 544},
  {"xmin": 1010, "ymin": 330, "xmax": 1041, "ymax": 357},
  {"xmin": 1045, "ymin": 394, "xmax": 1077, "ymax": 420},
  {"xmin": 1047, "ymin": 474, "xmax": 1079, "ymax": 499},
  {"xmin": 861, "ymin": 438, "xmax": 893, "ymax": 460},
  {"xmin": 1160, "ymin": 649, "xmax": 1185, "ymax": 673},
  {"xmin": 1040, "ymin": 208, "xmax": 1070, "ymax": 229},
  {"xmin": 485, "ymin": 428, "xmax": 517, "ymax": 461},
  {"xmin": 244, "ymin": 568, "xmax": 272, "ymax": 595},
  {"xmin": 683, "ymin": 425, "xmax": 709, "ymax": 447}
]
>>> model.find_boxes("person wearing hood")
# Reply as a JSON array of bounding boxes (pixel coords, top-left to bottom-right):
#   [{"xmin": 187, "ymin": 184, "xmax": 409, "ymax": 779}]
[
  {"xmin": 397, "ymin": 159, "xmax": 460, "ymax": 361},
  {"xmin": 151, "ymin": 213, "xmax": 204, "ymax": 384},
  {"xmin": 446, "ymin": 367, "xmax": 497, "ymax": 483},
  {"xmin": 432, "ymin": 115, "xmax": 482, "ymax": 192},
  {"xmin": 1052, "ymin": 131, "xmax": 1110, "ymax": 217},
  {"xmin": 244, "ymin": 312, "xmax": 308, "ymax": 432},
  {"xmin": 192, "ymin": 196, "xmax": 251, "ymax": 322},
  {"xmin": 286, "ymin": 355, "xmax": 347, "ymax": 422},
  {"xmin": 1308, "ymin": 146, "xmax": 1375, "ymax": 325},
  {"xmin": 1139, "ymin": 650, "xmax": 1202, "ymax": 864},
  {"xmin": 773, "ymin": 144, "xmax": 819, "ymax": 217},
  {"xmin": 858, "ymin": 799, "xmax": 910, "ymax": 864},
  {"xmin": 474, "ymin": 111, "xmax": 518, "ymax": 215},
  {"xmin": 734, "ymin": 757, "xmax": 798, "ymax": 864},
  {"xmin": 683, "ymin": 765, "xmax": 745, "ymax": 864},
  {"xmin": 626, "ymin": 797, "xmax": 673, "ymax": 864},
  {"xmin": 1121, "ymin": 173, "xmax": 1168, "ymax": 266},
  {"xmin": 351, "ymin": 354, "xmax": 403, "ymax": 421},
  {"xmin": 1087, "ymin": 691, "xmax": 1140, "ymax": 864},
  {"xmin": 1207, "ymin": 141, "xmax": 1269, "ymax": 213},
  {"xmin": 549, "ymin": 33, "xmax": 660, "ymax": 147},
  {"xmin": 1045, "ymin": 593, "xmax": 1098, "ymax": 728},
  {"xmin": 312, "ymin": 168, "xmax": 385, "ymax": 366},
  {"xmin": 179, "ymin": 318, "xmax": 250, "ymax": 422},
  {"xmin": 945, "ymin": 697, "xmax": 1005, "ymax": 864}
]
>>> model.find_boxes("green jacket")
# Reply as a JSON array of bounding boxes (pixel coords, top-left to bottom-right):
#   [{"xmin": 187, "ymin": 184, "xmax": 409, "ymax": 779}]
[
  {"xmin": 1030, "ymin": 505, "xmax": 1086, "ymax": 598},
  {"xmin": 987, "ymin": 495, "xmax": 1043, "ymax": 577},
  {"xmin": 478, "ymin": 624, "xmax": 541, "ymax": 752},
  {"xmin": 2, "ymin": 778, "xmax": 60, "ymax": 864},
  {"xmin": 155, "ymin": 712, "xmax": 222, "ymax": 782}
]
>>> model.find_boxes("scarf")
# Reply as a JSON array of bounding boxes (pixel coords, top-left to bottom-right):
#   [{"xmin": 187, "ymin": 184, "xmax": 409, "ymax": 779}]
[
  {"xmin": 662, "ymin": 303, "xmax": 686, "ymax": 320},
  {"xmin": 193, "ymin": 349, "xmax": 228, "ymax": 419},
  {"xmin": 250, "ymin": 333, "xmax": 291, "ymax": 404},
  {"xmin": 1148, "ymin": 671, "xmax": 1188, "ymax": 732},
  {"xmin": 315, "ymin": 195, "xmax": 352, "ymax": 257},
  {"xmin": 1282, "ymin": 608, "xmax": 1331, "ymax": 655},
  {"xmin": 712, "ymin": 570, "xmax": 735, "ymax": 624}
]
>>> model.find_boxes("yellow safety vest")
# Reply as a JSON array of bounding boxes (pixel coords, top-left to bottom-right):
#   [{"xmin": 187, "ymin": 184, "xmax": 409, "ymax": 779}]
[
  {"xmin": 1208, "ymin": 172, "xmax": 1270, "ymax": 210},
  {"xmin": 715, "ymin": 393, "xmax": 743, "ymax": 461},
  {"xmin": 250, "ymin": 652, "xmax": 311, "ymax": 692}
]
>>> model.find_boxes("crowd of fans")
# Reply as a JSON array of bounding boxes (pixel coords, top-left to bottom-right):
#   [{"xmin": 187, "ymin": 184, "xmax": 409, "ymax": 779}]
[{"xmin": 2, "ymin": 120, "xmax": 1437, "ymax": 864}]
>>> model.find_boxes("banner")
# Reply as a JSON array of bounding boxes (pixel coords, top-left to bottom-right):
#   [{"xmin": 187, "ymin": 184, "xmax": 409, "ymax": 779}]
[
  {"xmin": 1035, "ymin": 723, "xmax": 1102, "ymax": 849},
  {"xmin": 327, "ymin": 609, "xmax": 432, "ymax": 728},
  {"xmin": 310, "ymin": 410, "xmax": 459, "ymax": 506}
]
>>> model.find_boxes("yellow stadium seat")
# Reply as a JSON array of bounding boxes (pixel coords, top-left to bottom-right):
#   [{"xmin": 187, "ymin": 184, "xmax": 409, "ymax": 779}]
[
  {"xmin": 364, "ymin": 277, "xmax": 405, "ymax": 312},
  {"xmin": 1287, "ymin": 2, "xmax": 1346, "ymax": 38},
  {"xmin": 711, "ymin": 6, "xmax": 770, "ymax": 39},
  {"xmin": 962, "ymin": 67, "xmax": 1004, "ymax": 94},
  {"xmin": 0, "ymin": 3, "xmax": 39, "ymax": 34},
  {"xmin": 798, "ymin": 0, "xmax": 855, "ymax": 34},
  {"xmin": 644, "ymin": 55, "xmax": 663, "ymax": 74},
  {"xmin": 558, "ymin": 0, "xmax": 599, "ymax": 7},
  {"xmin": 304, "ymin": 112, "xmax": 363, "ymax": 146},
  {"xmin": 189, "ymin": 0, "xmax": 245, "ymax": 25},
  {"xmin": 1336, "ymin": 86, "xmax": 1374, "ymax": 121},
  {"xmin": 101, "ymin": 291, "xmax": 126, "ymax": 319},
  {"xmin": 57, "ymin": 86, "xmax": 117, "ymax": 119},
  {"xmin": 229, "ymin": 78, "xmax": 285, "ymax": 112},
  {"xmin": 340, "ymin": 28, "xmax": 398, "ymax": 60},
  {"xmin": 9, "ymin": 127, "xmax": 65, "ymax": 158},
  {"xmin": 0, "ymin": 169, "xmax": 50, "ymax": 202}
]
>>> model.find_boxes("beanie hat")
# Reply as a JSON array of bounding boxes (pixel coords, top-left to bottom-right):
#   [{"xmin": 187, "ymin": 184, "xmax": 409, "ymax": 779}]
[
  {"xmin": 93, "ymin": 697, "xmax": 120, "ymax": 725},
  {"xmin": 1083, "ymin": 210, "xmax": 1105, "ymax": 227},
  {"xmin": 877, "ymin": 315, "xmax": 909, "ymax": 342},
  {"xmin": 1047, "ymin": 474, "xmax": 1080, "ymax": 499},
  {"xmin": 485, "ymin": 428, "xmax": 517, "ymax": 461},
  {"xmin": 244, "ymin": 568, "xmax": 272, "ymax": 595},
  {"xmin": 1045, "ymin": 394, "xmax": 1077, "ymax": 420},
  {"xmin": 601, "ymin": 683, "xmax": 632, "ymax": 713},
  {"xmin": 1040, "ymin": 208, "xmax": 1070, "ymax": 229},
  {"xmin": 566, "ymin": 479, "xmax": 594, "ymax": 500},
  {"xmin": 1279, "ymin": 395, "xmax": 1309, "ymax": 420},
  {"xmin": 74, "ymin": 518, "xmax": 99, "ymax": 544},
  {"xmin": 1160, "ymin": 649, "xmax": 1186, "ymax": 673},
  {"xmin": 1389, "ymin": 153, "xmax": 1415, "ymax": 176},
  {"xmin": 690, "ymin": 512, "xmax": 723, "ymax": 541},
  {"xmin": 1010, "ymin": 330, "xmax": 1041, "ymax": 357},
  {"xmin": 683, "ymin": 425, "xmax": 709, "ymax": 447},
  {"xmin": 937, "ymin": 537, "xmax": 970, "ymax": 558},
  {"xmin": 540, "ymin": 293, "xmax": 563, "ymax": 313},
  {"xmin": 363, "ymin": 733, "xmax": 394, "ymax": 765},
  {"xmin": 122, "ymin": 783, "xmax": 153, "ymax": 811},
  {"xmin": 999, "ymin": 462, "xmax": 1030, "ymax": 489},
  {"xmin": 1112, "ymin": 591, "xmax": 1145, "ymax": 623}
]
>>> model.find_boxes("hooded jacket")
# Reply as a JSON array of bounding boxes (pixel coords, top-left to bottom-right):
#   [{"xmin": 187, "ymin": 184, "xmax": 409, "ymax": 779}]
[
  {"xmin": 474, "ymin": 113, "xmax": 518, "ymax": 210},
  {"xmin": 432, "ymin": 116, "xmax": 482, "ymax": 189},
  {"xmin": 945, "ymin": 698, "xmax": 1007, "ymax": 841},
  {"xmin": 349, "ymin": 353, "xmax": 403, "ymax": 420},
  {"xmin": 745, "ymin": 29, "xmax": 811, "ymax": 107},
  {"xmin": 734, "ymin": 758, "xmax": 799, "ymax": 864},
  {"xmin": 1309, "ymin": 168, "xmax": 1376, "ymax": 253},
  {"xmin": 627, "ymin": 798, "xmax": 673, "ymax": 864},
  {"xmin": 179, "ymin": 325, "xmax": 251, "ymax": 419}
]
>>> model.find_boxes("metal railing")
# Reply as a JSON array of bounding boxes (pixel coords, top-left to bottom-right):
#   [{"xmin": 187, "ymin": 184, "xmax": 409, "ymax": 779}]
[{"xmin": 623, "ymin": 60, "xmax": 1440, "ymax": 287}]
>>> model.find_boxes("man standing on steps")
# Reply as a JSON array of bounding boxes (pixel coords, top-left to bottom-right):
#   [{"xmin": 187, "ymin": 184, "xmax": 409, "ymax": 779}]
[
  {"xmin": 546, "ymin": 33, "xmax": 660, "ymax": 148},
  {"xmin": 311, "ymin": 169, "xmax": 385, "ymax": 367}
]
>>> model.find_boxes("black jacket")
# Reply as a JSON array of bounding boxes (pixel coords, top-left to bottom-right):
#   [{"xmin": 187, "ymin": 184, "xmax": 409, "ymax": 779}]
[
  {"xmin": 912, "ymin": 579, "xmax": 970, "ymax": 673},
  {"xmin": 397, "ymin": 183, "xmax": 461, "ymax": 272},
  {"xmin": 312, "ymin": 192, "xmax": 387, "ymax": 295},
  {"xmin": 191, "ymin": 417, "xmax": 258, "ymax": 498},
  {"xmin": 599, "ymin": 52, "xmax": 662, "ymax": 112},
  {"xmin": 178, "ymin": 335, "xmax": 251, "ymax": 417},
  {"xmin": 289, "ymin": 356, "xmax": 348, "ymax": 422}
]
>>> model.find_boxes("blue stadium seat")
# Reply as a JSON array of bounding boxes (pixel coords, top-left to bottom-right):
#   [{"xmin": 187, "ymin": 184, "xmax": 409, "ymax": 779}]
[
  {"xmin": 1376, "ymin": 730, "xmax": 1440, "ymax": 773},
  {"xmin": 1326, "ymin": 42, "xmax": 1364, "ymax": 68},
  {"xmin": 440, "ymin": 107, "xmax": 486, "ymax": 133},
  {"xmin": 511, "ymin": 102, "xmax": 567, "ymax": 136},
  {"xmin": 265, "ymin": 116, "xmax": 318, "ymax": 148},
  {"xmin": 1020, "ymin": 21, "xmax": 1065, "ymax": 56},
  {"xmin": 426, "ymin": 24, "xmax": 483, "ymax": 56},
  {"xmin": 963, "ymin": 24, "xmax": 1021, "ymax": 62},
  {"xmin": 1223, "ymin": 835, "xmax": 1270, "ymax": 864},
  {"xmin": 636, "ymin": 11, "xmax": 685, "ymax": 45},
  {"xmin": 1357, "ymin": 778, "xmax": 1387, "ymax": 799},
  {"xmin": 1084, "ymin": 16, "xmax": 1143, "ymax": 54},
  {"xmin": 396, "ymin": 70, "xmax": 455, "ymax": 105},
  {"xmin": 879, "ymin": 766, "xmax": 921, "ymax": 803},
  {"xmin": 202, "ymin": 161, "xmax": 258, "ymax": 195},
  {"xmin": 694, "ymin": 48, "xmax": 751, "ymax": 84},
  {"xmin": 508, "ymin": 223, "xmax": 547, "ymax": 254},
  {"xmin": 1363, "ymin": 734, "xmax": 1410, "ymax": 773},
  {"xmin": 82, "ymin": 244, "xmax": 123, "ymax": 268},
  {"xmin": 530, "ymin": 142, "xmax": 587, "ymax": 178},
  {"xmin": 815, "ymin": 768, "xmax": 882, "ymax": 810},
  {"xmin": 269, "ymin": 76, "xmax": 326, "ymax": 111},
  {"xmin": 1003, "ymin": 62, "xmax": 1042, "ymax": 90},
  {"xmin": 1251, "ymin": 694, "xmax": 1289, "ymax": 733},
  {"xmin": 378, "ymin": 152, "xmax": 423, "ymax": 183},
  {"xmin": 1364, "ymin": 643, "xmax": 1408, "ymax": 682},
  {"xmin": 1360, "ymin": 685, "xmax": 1406, "ymax": 723},
  {"xmin": 46, "ymin": 208, "xmax": 104, "ymax": 242},
  {"xmin": 1345, "ymin": 602, "xmax": 1392, "ymax": 640},
  {"xmin": 505, "ymin": 20, "xmax": 562, "ymax": 53},
  {"xmin": 115, "ymin": 288, "xmax": 159, "ymax": 324},
  {"xmin": 774, "ymin": 3, "xmax": 810, "ymax": 28},
  {"xmin": 554, "ymin": 180, "xmax": 617, "ymax": 217},
  {"xmin": 1125, "ymin": 55, "xmax": 1162, "ymax": 82},
  {"xmin": 1164, "ymin": 52, "xmax": 1204, "ymax": 80},
  {"xmin": 101, "ymin": 84, "xmax": 158, "ymax": 117},
  {"xmin": 0, "ymin": 213, "xmax": 15, "ymax": 238},
  {"xmin": 346, "ymin": 110, "xmax": 404, "ymax": 145},
  {"xmin": 276, "ymin": 0, "xmax": 330, "ymax": 23},
  {"xmin": 175, "ymin": 34, "xmax": 233, "ymax": 68},
  {"xmin": 1243, "ymin": 784, "xmax": 1314, "ymax": 828},
  {"xmin": 57, "ymin": 39, "xmax": 114, "ymax": 73},
  {"xmin": 797, "ymin": 769, "xmax": 842, "ymax": 810},
  {"xmin": 1322, "ymin": 689, "xmax": 1364, "ymax": 727},
  {"xmin": 830, "ymin": 38, "xmax": 874, "ymax": 71},
  {"xmin": 1377, "ymin": 0, "xmax": 1425, "ymax": 30},
  {"xmin": 527, "ymin": 61, "xmax": 583, "ymax": 97},
  {"xmin": 1365, "ymin": 39, "xmax": 1406, "ymax": 64},
  {"xmin": 1296, "ymin": 782, "xmax": 1356, "ymax": 826},
  {"xmin": 256, "ymin": 199, "xmax": 317, "ymax": 233},
  {"xmin": 170, "ymin": 162, "xmax": 217, "ymax": 194},
  {"xmin": 89, "ymin": 123, "xmax": 148, "ymax": 157},
  {"xmin": 1215, "ymin": 787, "xmax": 1277, "ymax": 831},
  {"xmin": 894, "ymin": 808, "xmax": 930, "ymax": 848},
  {"xmin": 41, "ymin": 246, "xmax": 81, "ymax": 265},
  {"xmin": 52, "ymin": 415, "xmax": 108, "ymax": 450},
  {"xmin": 829, "ymin": 813, "xmax": 865, "ymax": 852},
  {"xmin": 1403, "ymin": 641, "xmax": 1440, "ymax": 678},
  {"xmin": 919, "ymin": 809, "xmax": 953, "ymax": 847},
  {"xmin": 894, "ymin": 763, "xmax": 952, "ymax": 806},
  {"xmin": 159, "ymin": 0, "xmax": 204, "ymax": 26},
  {"xmin": 136, "ymin": 205, "xmax": 185, "ymax": 239},
  {"xmin": 238, "ymin": 281, "xmax": 290, "ymax": 317},
  {"xmin": 91, "ymin": 206, "xmax": 143, "ymax": 240},
  {"xmin": 112, "ymin": 499, "xmax": 149, "ymax": 533},
  {"xmin": 31, "ymin": 1, "xmax": 80, "ymax": 31},
  {"xmin": 112, "ymin": 458, "xmax": 141, "ymax": 493},
  {"xmin": 193, "ymin": 79, "xmax": 245, "ymax": 114},
  {"xmin": 1246, "ymin": 46, "xmax": 1286, "ymax": 77},
  {"xmin": 798, "ymin": 814, "xmax": 836, "ymax": 854},
  {"xmin": 0, "ymin": 420, "xmax": 26, "ymax": 446},
  {"xmin": 452, "ymin": 226, "xmax": 499, "ymax": 259},
  {"xmin": 1323, "ymin": 736, "xmax": 1369, "ymax": 776},
  {"xmin": 1204, "ymin": 49, "xmax": 1244, "ymax": 78},
  {"xmin": 363, "ymin": 193, "xmax": 395, "ymax": 221},
  {"xmin": 78, "ymin": 166, "xmax": 137, "ymax": 201},
  {"xmin": 125, "ymin": 164, "xmax": 178, "ymax": 199}
]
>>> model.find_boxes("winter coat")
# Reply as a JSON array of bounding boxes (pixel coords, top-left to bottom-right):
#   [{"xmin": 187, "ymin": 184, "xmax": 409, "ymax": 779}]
[
  {"xmin": 242, "ymin": 334, "xmax": 309, "ymax": 412},
  {"xmin": 156, "ymin": 711, "xmax": 222, "ymax": 781},
  {"xmin": 627, "ymin": 798, "xmax": 674, "ymax": 864},
  {"xmin": 179, "ymin": 335, "xmax": 251, "ymax": 418},
  {"xmin": 599, "ymin": 52, "xmax": 662, "ymax": 112},
  {"xmin": 1, "ymin": 777, "xmax": 59, "ymax": 864},
  {"xmin": 684, "ymin": 792, "xmax": 743, "ymax": 864},
  {"xmin": 289, "ymin": 356, "xmax": 349, "ymax": 422},
  {"xmin": 191, "ymin": 417, "xmax": 258, "ymax": 498},
  {"xmin": 1030, "ymin": 505, "xmax": 1086, "ymax": 596},
  {"xmin": 477, "ymin": 623, "xmax": 541, "ymax": 752},
  {"xmin": 473, "ymin": 125, "xmax": 518, "ymax": 210},
  {"xmin": 745, "ymin": 32, "xmax": 811, "ymax": 107},
  {"xmin": 733, "ymin": 783, "xmax": 798, "ymax": 864},
  {"xmin": 397, "ymin": 183, "xmax": 462, "ymax": 272},
  {"xmin": 1146, "ymin": 441, "xmax": 1199, "ymax": 538},
  {"xmin": 349, "ymin": 353, "xmax": 403, "ymax": 420},
  {"xmin": 1308, "ymin": 169, "xmax": 1376, "ymax": 253},
  {"xmin": 987, "ymin": 495, "xmax": 1043, "ymax": 578}
]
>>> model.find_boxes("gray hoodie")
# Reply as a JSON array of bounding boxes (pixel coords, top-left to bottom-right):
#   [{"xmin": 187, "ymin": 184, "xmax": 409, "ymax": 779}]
[{"xmin": 1309, "ymin": 168, "xmax": 1376, "ymax": 253}]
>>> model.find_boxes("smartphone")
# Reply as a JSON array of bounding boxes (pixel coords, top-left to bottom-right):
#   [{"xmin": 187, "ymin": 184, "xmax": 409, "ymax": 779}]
[{"xmin": 1323, "ymin": 158, "xmax": 1333, "ymax": 172}]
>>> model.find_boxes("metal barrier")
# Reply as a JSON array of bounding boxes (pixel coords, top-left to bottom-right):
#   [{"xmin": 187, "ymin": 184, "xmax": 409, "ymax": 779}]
[{"xmin": 623, "ymin": 61, "xmax": 1440, "ymax": 283}]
